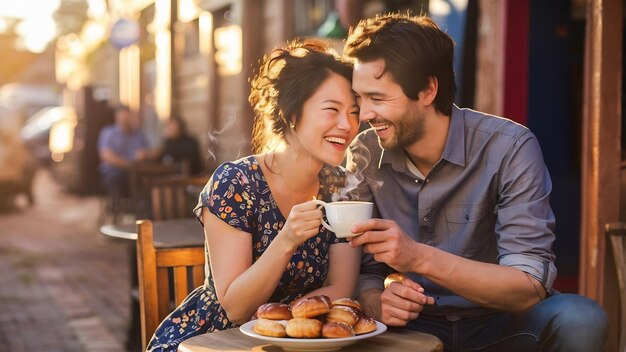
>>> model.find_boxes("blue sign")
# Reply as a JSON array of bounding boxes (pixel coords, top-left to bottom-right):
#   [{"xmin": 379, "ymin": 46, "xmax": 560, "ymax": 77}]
[{"xmin": 110, "ymin": 18, "xmax": 140, "ymax": 49}]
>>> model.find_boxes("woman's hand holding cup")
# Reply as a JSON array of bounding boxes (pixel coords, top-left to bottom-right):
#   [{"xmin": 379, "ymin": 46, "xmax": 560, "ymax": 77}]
[
  {"xmin": 279, "ymin": 200, "xmax": 324, "ymax": 251},
  {"xmin": 312, "ymin": 200, "xmax": 374, "ymax": 238}
]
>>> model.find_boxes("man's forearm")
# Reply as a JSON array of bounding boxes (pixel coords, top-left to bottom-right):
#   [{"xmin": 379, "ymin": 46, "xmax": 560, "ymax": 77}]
[
  {"xmin": 358, "ymin": 288, "xmax": 383, "ymax": 320},
  {"xmin": 417, "ymin": 244, "xmax": 545, "ymax": 313},
  {"xmin": 100, "ymin": 150, "xmax": 131, "ymax": 168}
]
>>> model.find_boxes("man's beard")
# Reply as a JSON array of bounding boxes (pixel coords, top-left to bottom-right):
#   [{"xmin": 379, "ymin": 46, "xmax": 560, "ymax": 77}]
[{"xmin": 378, "ymin": 109, "xmax": 424, "ymax": 151}]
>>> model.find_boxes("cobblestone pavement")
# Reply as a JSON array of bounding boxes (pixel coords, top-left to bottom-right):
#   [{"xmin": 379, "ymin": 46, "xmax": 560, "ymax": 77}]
[{"xmin": 0, "ymin": 169, "xmax": 133, "ymax": 352}]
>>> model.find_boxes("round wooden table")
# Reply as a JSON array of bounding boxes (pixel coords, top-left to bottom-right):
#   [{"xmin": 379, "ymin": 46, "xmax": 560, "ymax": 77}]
[
  {"xmin": 99, "ymin": 218, "xmax": 203, "ymax": 248},
  {"xmin": 178, "ymin": 325, "xmax": 443, "ymax": 352}
]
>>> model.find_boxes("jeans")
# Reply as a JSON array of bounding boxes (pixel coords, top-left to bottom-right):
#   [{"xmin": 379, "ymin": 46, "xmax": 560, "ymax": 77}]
[
  {"xmin": 406, "ymin": 294, "xmax": 608, "ymax": 352},
  {"xmin": 100, "ymin": 168, "xmax": 130, "ymax": 198}
]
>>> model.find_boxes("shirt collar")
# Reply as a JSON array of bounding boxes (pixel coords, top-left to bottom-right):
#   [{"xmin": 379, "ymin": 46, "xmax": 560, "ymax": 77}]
[
  {"xmin": 378, "ymin": 104, "xmax": 466, "ymax": 170},
  {"xmin": 441, "ymin": 105, "xmax": 466, "ymax": 167},
  {"xmin": 378, "ymin": 144, "xmax": 406, "ymax": 172}
]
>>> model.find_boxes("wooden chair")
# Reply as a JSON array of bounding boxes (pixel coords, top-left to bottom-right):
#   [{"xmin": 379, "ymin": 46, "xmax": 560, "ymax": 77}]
[
  {"xmin": 130, "ymin": 162, "xmax": 182, "ymax": 219},
  {"xmin": 99, "ymin": 162, "xmax": 182, "ymax": 225},
  {"xmin": 149, "ymin": 175, "xmax": 210, "ymax": 220},
  {"xmin": 607, "ymin": 222, "xmax": 626, "ymax": 352},
  {"xmin": 136, "ymin": 219, "xmax": 205, "ymax": 350}
]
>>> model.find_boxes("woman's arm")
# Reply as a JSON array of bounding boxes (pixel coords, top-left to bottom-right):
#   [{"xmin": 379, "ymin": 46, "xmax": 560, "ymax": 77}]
[
  {"xmin": 203, "ymin": 209, "xmax": 294, "ymax": 324},
  {"xmin": 305, "ymin": 243, "xmax": 361, "ymax": 299},
  {"xmin": 203, "ymin": 199, "xmax": 328, "ymax": 324}
]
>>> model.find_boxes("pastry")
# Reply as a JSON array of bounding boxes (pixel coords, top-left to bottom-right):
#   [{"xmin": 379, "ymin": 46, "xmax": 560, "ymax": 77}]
[
  {"xmin": 256, "ymin": 302, "xmax": 293, "ymax": 320},
  {"xmin": 285, "ymin": 318, "xmax": 323, "ymax": 338},
  {"xmin": 384, "ymin": 272, "xmax": 407, "ymax": 288},
  {"xmin": 291, "ymin": 296, "xmax": 332, "ymax": 318},
  {"xmin": 331, "ymin": 297, "xmax": 361, "ymax": 312},
  {"xmin": 354, "ymin": 315, "xmax": 377, "ymax": 335},
  {"xmin": 325, "ymin": 306, "xmax": 359, "ymax": 326},
  {"xmin": 253, "ymin": 318, "xmax": 287, "ymax": 337},
  {"xmin": 322, "ymin": 321, "xmax": 355, "ymax": 338}
]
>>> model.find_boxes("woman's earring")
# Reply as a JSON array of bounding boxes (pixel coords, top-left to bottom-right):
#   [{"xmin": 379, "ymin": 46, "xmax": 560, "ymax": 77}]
[{"xmin": 289, "ymin": 121, "xmax": 296, "ymax": 129}]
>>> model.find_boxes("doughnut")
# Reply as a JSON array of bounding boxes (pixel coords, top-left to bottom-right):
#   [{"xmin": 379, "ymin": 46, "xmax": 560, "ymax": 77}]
[
  {"xmin": 322, "ymin": 322, "xmax": 355, "ymax": 338},
  {"xmin": 331, "ymin": 298, "xmax": 361, "ymax": 312},
  {"xmin": 291, "ymin": 296, "xmax": 331, "ymax": 318},
  {"xmin": 354, "ymin": 315, "xmax": 377, "ymax": 335},
  {"xmin": 285, "ymin": 318, "xmax": 323, "ymax": 338},
  {"xmin": 384, "ymin": 272, "xmax": 407, "ymax": 288},
  {"xmin": 325, "ymin": 306, "xmax": 359, "ymax": 326},
  {"xmin": 253, "ymin": 318, "xmax": 287, "ymax": 337},
  {"xmin": 256, "ymin": 303, "xmax": 293, "ymax": 320}
]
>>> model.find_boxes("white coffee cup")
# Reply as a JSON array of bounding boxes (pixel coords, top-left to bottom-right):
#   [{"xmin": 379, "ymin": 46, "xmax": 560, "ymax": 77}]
[{"xmin": 312, "ymin": 200, "xmax": 373, "ymax": 238}]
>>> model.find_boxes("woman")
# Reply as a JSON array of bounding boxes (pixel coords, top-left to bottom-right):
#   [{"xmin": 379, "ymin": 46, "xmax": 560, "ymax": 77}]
[
  {"xmin": 159, "ymin": 116, "xmax": 203, "ymax": 175},
  {"xmin": 147, "ymin": 39, "xmax": 361, "ymax": 351}
]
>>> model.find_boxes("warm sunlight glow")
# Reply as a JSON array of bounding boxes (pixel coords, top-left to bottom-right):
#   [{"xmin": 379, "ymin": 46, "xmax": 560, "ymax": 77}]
[
  {"xmin": 86, "ymin": 0, "xmax": 107, "ymax": 18},
  {"xmin": 15, "ymin": 15, "xmax": 57, "ymax": 53},
  {"xmin": 155, "ymin": 31, "xmax": 171, "ymax": 120},
  {"xmin": 199, "ymin": 11, "xmax": 213, "ymax": 56},
  {"xmin": 178, "ymin": 0, "xmax": 200, "ymax": 23},
  {"xmin": 0, "ymin": 0, "xmax": 61, "ymax": 52},
  {"xmin": 49, "ymin": 119, "xmax": 77, "ymax": 155},
  {"xmin": 119, "ymin": 45, "xmax": 140, "ymax": 111},
  {"xmin": 214, "ymin": 25, "xmax": 242, "ymax": 76},
  {"xmin": 81, "ymin": 19, "xmax": 107, "ymax": 49},
  {"xmin": 0, "ymin": 0, "xmax": 60, "ymax": 20}
]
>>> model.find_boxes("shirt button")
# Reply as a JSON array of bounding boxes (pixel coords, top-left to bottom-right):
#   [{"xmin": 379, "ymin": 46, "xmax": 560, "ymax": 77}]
[
  {"xmin": 425, "ymin": 178, "xmax": 430, "ymax": 183},
  {"xmin": 423, "ymin": 216, "xmax": 430, "ymax": 222}
]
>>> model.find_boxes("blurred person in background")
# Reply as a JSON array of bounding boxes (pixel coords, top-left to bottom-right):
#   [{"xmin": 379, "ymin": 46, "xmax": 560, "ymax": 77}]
[
  {"xmin": 159, "ymin": 116, "xmax": 203, "ymax": 175},
  {"xmin": 146, "ymin": 39, "xmax": 362, "ymax": 352},
  {"xmin": 97, "ymin": 104, "xmax": 149, "ymax": 199}
]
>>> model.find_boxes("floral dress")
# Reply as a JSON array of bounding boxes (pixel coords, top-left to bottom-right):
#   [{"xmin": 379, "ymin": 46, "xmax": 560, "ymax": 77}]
[{"xmin": 146, "ymin": 156, "xmax": 347, "ymax": 352}]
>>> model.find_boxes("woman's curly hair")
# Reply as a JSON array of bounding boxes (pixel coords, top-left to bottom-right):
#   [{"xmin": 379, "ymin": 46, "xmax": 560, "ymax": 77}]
[{"xmin": 249, "ymin": 39, "xmax": 353, "ymax": 154}]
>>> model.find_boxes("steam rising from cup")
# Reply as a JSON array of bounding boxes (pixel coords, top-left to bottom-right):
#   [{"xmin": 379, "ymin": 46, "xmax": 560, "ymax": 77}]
[{"xmin": 332, "ymin": 143, "xmax": 374, "ymax": 201}]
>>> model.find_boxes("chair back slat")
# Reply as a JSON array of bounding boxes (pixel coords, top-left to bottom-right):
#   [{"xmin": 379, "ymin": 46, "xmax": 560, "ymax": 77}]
[
  {"xmin": 150, "ymin": 175, "xmax": 210, "ymax": 220},
  {"xmin": 173, "ymin": 185, "xmax": 185, "ymax": 218},
  {"xmin": 156, "ymin": 268, "xmax": 171, "ymax": 318},
  {"xmin": 131, "ymin": 163, "xmax": 181, "ymax": 219},
  {"xmin": 163, "ymin": 187, "xmax": 175, "ymax": 219},
  {"xmin": 193, "ymin": 265, "xmax": 204, "ymax": 288},
  {"xmin": 136, "ymin": 220, "xmax": 206, "ymax": 350},
  {"xmin": 606, "ymin": 222, "xmax": 626, "ymax": 352},
  {"xmin": 173, "ymin": 266, "xmax": 190, "ymax": 305}
]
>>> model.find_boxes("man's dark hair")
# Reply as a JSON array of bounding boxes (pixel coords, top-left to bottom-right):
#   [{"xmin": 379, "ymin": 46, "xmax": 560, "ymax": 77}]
[{"xmin": 344, "ymin": 13, "xmax": 456, "ymax": 115}]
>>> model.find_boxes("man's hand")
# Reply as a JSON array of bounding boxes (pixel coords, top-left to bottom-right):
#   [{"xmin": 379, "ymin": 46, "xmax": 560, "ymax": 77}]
[
  {"xmin": 349, "ymin": 218, "xmax": 422, "ymax": 273},
  {"xmin": 380, "ymin": 278, "xmax": 435, "ymax": 326}
]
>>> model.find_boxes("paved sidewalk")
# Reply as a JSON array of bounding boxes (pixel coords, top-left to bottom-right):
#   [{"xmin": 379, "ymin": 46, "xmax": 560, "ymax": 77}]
[{"xmin": 0, "ymin": 169, "xmax": 132, "ymax": 352}]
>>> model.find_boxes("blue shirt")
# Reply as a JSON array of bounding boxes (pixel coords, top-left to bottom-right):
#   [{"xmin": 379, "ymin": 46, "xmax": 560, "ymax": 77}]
[
  {"xmin": 98, "ymin": 124, "xmax": 149, "ymax": 173},
  {"xmin": 347, "ymin": 105, "xmax": 557, "ymax": 317}
]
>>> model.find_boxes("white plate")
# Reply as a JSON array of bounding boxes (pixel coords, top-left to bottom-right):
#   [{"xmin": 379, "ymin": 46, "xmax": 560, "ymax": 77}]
[{"xmin": 239, "ymin": 320, "xmax": 387, "ymax": 351}]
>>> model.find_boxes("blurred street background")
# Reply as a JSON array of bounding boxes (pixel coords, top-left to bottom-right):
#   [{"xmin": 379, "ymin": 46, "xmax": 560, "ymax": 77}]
[
  {"xmin": 0, "ymin": 168, "xmax": 130, "ymax": 351},
  {"xmin": 0, "ymin": 0, "xmax": 624, "ymax": 350}
]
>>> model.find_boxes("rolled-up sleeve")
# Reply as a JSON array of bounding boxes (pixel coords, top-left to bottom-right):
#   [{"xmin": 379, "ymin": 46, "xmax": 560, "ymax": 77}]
[
  {"xmin": 496, "ymin": 132, "xmax": 557, "ymax": 291},
  {"xmin": 358, "ymin": 252, "xmax": 390, "ymax": 293}
]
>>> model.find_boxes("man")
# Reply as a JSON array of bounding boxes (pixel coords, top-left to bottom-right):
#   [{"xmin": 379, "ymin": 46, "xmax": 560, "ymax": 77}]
[
  {"xmin": 98, "ymin": 104, "xmax": 149, "ymax": 198},
  {"xmin": 344, "ymin": 13, "xmax": 607, "ymax": 351}
]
